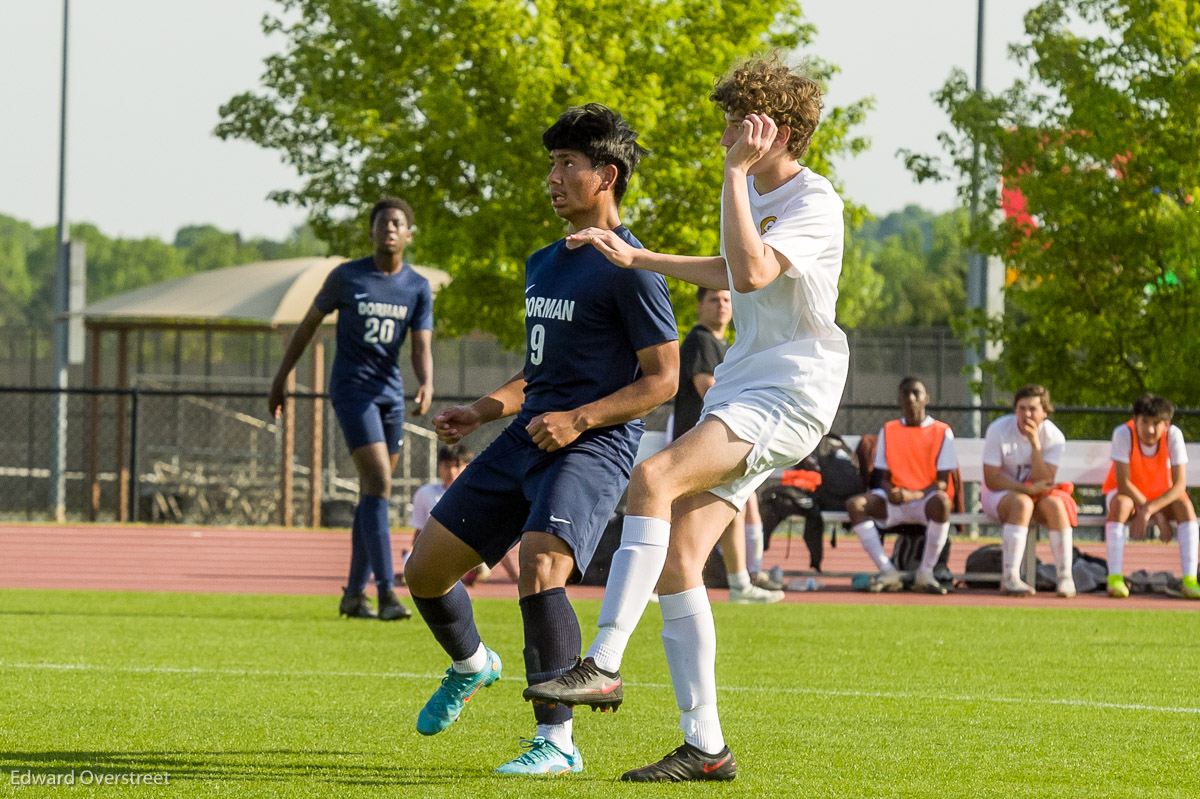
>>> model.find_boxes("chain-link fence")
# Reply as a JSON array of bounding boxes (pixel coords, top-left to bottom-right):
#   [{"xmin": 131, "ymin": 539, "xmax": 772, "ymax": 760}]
[
  {"xmin": 0, "ymin": 385, "xmax": 440, "ymax": 526},
  {"xmin": 5, "ymin": 380, "xmax": 1197, "ymax": 526}
]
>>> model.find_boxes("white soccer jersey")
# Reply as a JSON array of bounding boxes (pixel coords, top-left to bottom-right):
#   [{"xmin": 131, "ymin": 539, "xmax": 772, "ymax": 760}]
[
  {"xmin": 982, "ymin": 414, "xmax": 1067, "ymax": 484},
  {"xmin": 707, "ymin": 168, "xmax": 849, "ymax": 428},
  {"xmin": 1110, "ymin": 424, "xmax": 1188, "ymax": 466},
  {"xmin": 408, "ymin": 482, "xmax": 447, "ymax": 530}
]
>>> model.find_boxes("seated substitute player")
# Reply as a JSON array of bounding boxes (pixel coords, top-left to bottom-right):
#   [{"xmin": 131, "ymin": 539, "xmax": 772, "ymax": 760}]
[
  {"xmin": 1102, "ymin": 393, "xmax": 1200, "ymax": 599},
  {"xmin": 845, "ymin": 376, "xmax": 956, "ymax": 595},
  {"xmin": 402, "ymin": 104, "xmax": 679, "ymax": 776},
  {"xmin": 981, "ymin": 383, "xmax": 1075, "ymax": 598},
  {"xmin": 526, "ymin": 53, "xmax": 849, "ymax": 782},
  {"xmin": 674, "ymin": 286, "xmax": 782, "ymax": 603},
  {"xmin": 269, "ymin": 196, "xmax": 432, "ymax": 622}
]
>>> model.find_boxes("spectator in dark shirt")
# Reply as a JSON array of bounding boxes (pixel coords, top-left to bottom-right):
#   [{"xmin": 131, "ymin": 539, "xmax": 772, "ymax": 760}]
[{"xmin": 674, "ymin": 287, "xmax": 781, "ymax": 603}]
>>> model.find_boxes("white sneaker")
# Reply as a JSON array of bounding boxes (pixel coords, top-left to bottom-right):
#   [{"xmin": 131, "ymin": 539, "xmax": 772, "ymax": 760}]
[
  {"xmin": 1056, "ymin": 575, "xmax": 1077, "ymax": 598},
  {"xmin": 751, "ymin": 570, "xmax": 784, "ymax": 591},
  {"xmin": 1001, "ymin": 577, "xmax": 1037, "ymax": 597},
  {"xmin": 729, "ymin": 583, "xmax": 784, "ymax": 604},
  {"xmin": 914, "ymin": 568, "xmax": 948, "ymax": 595},
  {"xmin": 870, "ymin": 568, "xmax": 904, "ymax": 593}
]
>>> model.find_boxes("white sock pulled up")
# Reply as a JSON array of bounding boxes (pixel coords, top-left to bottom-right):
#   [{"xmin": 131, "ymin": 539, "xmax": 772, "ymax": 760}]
[{"xmin": 587, "ymin": 515, "xmax": 671, "ymax": 672}]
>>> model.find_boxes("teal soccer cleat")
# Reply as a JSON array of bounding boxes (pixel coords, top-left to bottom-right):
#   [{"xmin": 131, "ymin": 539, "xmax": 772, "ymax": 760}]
[
  {"xmin": 415, "ymin": 647, "xmax": 502, "ymax": 735},
  {"xmin": 495, "ymin": 737, "xmax": 583, "ymax": 775}
]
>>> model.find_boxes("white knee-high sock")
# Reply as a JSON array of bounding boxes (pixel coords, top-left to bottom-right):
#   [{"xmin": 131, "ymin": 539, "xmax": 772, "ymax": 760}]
[
  {"xmin": 919, "ymin": 520, "xmax": 950, "ymax": 572},
  {"xmin": 587, "ymin": 515, "xmax": 671, "ymax": 672},
  {"xmin": 1002, "ymin": 524, "xmax": 1028, "ymax": 582},
  {"xmin": 660, "ymin": 587, "xmax": 724, "ymax": 755},
  {"xmin": 854, "ymin": 520, "xmax": 893, "ymax": 572},
  {"xmin": 1105, "ymin": 522, "xmax": 1128, "ymax": 576},
  {"xmin": 536, "ymin": 719, "xmax": 573, "ymax": 753},
  {"xmin": 1178, "ymin": 520, "xmax": 1199, "ymax": 579},
  {"xmin": 745, "ymin": 523, "xmax": 764, "ymax": 574},
  {"xmin": 1049, "ymin": 528, "xmax": 1073, "ymax": 577}
]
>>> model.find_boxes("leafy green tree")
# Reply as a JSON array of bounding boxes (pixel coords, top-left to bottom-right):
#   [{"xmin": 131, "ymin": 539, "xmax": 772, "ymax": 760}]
[
  {"xmin": 0, "ymin": 215, "xmax": 330, "ymax": 329},
  {"xmin": 841, "ymin": 206, "xmax": 966, "ymax": 329},
  {"xmin": 216, "ymin": 0, "xmax": 871, "ymax": 347},
  {"xmin": 907, "ymin": 0, "xmax": 1200, "ymax": 419},
  {"xmin": 0, "ymin": 215, "xmax": 36, "ymax": 325}
]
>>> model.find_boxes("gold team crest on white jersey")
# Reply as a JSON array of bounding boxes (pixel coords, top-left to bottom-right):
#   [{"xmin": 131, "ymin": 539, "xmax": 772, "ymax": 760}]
[{"xmin": 759, "ymin": 216, "xmax": 777, "ymax": 234}]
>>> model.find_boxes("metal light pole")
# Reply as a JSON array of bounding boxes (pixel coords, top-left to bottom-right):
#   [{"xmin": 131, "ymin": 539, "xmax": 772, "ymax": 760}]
[
  {"xmin": 965, "ymin": 0, "xmax": 987, "ymax": 439},
  {"xmin": 50, "ymin": 0, "xmax": 71, "ymax": 521}
]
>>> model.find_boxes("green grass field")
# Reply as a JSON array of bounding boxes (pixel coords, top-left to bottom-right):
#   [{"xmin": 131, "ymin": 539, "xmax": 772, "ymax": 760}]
[{"xmin": 1, "ymin": 589, "xmax": 1197, "ymax": 798}]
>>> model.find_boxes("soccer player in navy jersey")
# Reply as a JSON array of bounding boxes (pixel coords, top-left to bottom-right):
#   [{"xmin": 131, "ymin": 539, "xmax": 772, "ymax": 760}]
[
  {"xmin": 268, "ymin": 197, "xmax": 433, "ymax": 622},
  {"xmin": 402, "ymin": 104, "xmax": 679, "ymax": 776}
]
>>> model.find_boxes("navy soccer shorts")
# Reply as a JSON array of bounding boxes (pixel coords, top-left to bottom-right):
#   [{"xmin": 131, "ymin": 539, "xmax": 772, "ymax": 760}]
[
  {"xmin": 431, "ymin": 422, "xmax": 633, "ymax": 577},
  {"xmin": 332, "ymin": 398, "xmax": 406, "ymax": 454}
]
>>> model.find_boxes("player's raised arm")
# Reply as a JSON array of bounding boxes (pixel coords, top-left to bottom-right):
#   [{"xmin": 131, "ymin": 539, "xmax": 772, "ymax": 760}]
[{"xmin": 566, "ymin": 227, "xmax": 729, "ymax": 289}]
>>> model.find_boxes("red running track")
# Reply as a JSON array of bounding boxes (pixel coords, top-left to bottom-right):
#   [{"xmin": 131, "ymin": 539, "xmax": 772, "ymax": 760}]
[{"xmin": 1, "ymin": 523, "xmax": 1195, "ymax": 611}]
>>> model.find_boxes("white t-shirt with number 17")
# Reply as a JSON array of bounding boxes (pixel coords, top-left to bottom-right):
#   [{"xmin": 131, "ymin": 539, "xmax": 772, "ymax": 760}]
[{"xmin": 982, "ymin": 414, "xmax": 1066, "ymax": 484}]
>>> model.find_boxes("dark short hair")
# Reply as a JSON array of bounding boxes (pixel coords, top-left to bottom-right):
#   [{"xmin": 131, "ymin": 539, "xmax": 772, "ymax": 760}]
[
  {"xmin": 898, "ymin": 376, "xmax": 926, "ymax": 394},
  {"xmin": 1013, "ymin": 383, "xmax": 1053, "ymax": 413},
  {"xmin": 437, "ymin": 444, "xmax": 474, "ymax": 465},
  {"xmin": 542, "ymin": 103, "xmax": 647, "ymax": 204},
  {"xmin": 370, "ymin": 196, "xmax": 414, "ymax": 228},
  {"xmin": 1132, "ymin": 393, "xmax": 1174, "ymax": 421},
  {"xmin": 696, "ymin": 286, "xmax": 722, "ymax": 303}
]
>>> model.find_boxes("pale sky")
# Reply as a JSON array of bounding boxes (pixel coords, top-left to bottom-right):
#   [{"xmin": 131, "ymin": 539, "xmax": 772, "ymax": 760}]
[{"xmin": 1, "ymin": 1, "xmax": 1040, "ymax": 242}]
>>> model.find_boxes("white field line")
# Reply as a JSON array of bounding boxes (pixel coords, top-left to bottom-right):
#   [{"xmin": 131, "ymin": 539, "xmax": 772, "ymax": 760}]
[{"xmin": 3, "ymin": 660, "xmax": 1198, "ymax": 716}]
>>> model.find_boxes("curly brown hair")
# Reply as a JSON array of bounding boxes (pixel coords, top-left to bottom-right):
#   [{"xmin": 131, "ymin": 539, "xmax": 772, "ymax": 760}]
[{"xmin": 709, "ymin": 52, "xmax": 824, "ymax": 159}]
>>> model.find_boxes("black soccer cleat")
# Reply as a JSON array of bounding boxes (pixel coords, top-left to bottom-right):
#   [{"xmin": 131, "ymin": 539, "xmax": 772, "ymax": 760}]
[
  {"xmin": 620, "ymin": 742, "xmax": 737, "ymax": 782},
  {"xmin": 339, "ymin": 588, "xmax": 377, "ymax": 619},
  {"xmin": 377, "ymin": 587, "xmax": 412, "ymax": 621},
  {"xmin": 522, "ymin": 657, "xmax": 623, "ymax": 711}
]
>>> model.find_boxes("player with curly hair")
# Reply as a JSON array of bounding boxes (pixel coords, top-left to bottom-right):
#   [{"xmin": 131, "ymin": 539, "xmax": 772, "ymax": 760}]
[{"xmin": 525, "ymin": 52, "xmax": 848, "ymax": 781}]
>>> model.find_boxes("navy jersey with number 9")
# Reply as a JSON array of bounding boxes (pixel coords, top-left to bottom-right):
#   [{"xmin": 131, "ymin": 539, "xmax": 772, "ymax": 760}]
[
  {"xmin": 519, "ymin": 226, "xmax": 677, "ymax": 445},
  {"xmin": 314, "ymin": 257, "xmax": 434, "ymax": 404}
]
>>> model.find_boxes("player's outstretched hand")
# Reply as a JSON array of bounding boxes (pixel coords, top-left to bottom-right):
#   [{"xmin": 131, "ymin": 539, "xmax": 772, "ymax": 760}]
[
  {"xmin": 413, "ymin": 383, "xmax": 433, "ymax": 416},
  {"xmin": 565, "ymin": 228, "xmax": 638, "ymax": 268},
  {"xmin": 725, "ymin": 113, "xmax": 778, "ymax": 173},
  {"xmin": 434, "ymin": 405, "xmax": 482, "ymax": 444},
  {"xmin": 267, "ymin": 380, "xmax": 286, "ymax": 419},
  {"xmin": 526, "ymin": 410, "xmax": 584, "ymax": 452}
]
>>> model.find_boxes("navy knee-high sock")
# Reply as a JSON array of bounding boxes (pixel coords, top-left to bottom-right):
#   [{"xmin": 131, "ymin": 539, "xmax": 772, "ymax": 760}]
[
  {"xmin": 520, "ymin": 587, "xmax": 580, "ymax": 726},
  {"xmin": 355, "ymin": 495, "xmax": 393, "ymax": 591},
  {"xmin": 346, "ymin": 505, "xmax": 369, "ymax": 592},
  {"xmin": 412, "ymin": 583, "xmax": 482, "ymax": 662}
]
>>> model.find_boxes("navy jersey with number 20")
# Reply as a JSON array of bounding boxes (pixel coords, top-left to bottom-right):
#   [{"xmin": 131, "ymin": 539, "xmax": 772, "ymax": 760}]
[
  {"xmin": 314, "ymin": 257, "xmax": 434, "ymax": 404},
  {"xmin": 519, "ymin": 226, "xmax": 677, "ymax": 455}
]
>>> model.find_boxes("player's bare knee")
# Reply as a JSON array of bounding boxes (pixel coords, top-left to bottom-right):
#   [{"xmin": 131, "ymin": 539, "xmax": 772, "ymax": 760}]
[
  {"xmin": 1171, "ymin": 498, "xmax": 1197, "ymax": 521},
  {"xmin": 926, "ymin": 492, "xmax": 951, "ymax": 521},
  {"xmin": 845, "ymin": 493, "xmax": 868, "ymax": 519},
  {"xmin": 518, "ymin": 533, "xmax": 574, "ymax": 594},
  {"xmin": 630, "ymin": 456, "xmax": 678, "ymax": 506},
  {"xmin": 1001, "ymin": 493, "xmax": 1034, "ymax": 525},
  {"xmin": 356, "ymin": 464, "xmax": 392, "ymax": 498},
  {"xmin": 1108, "ymin": 494, "xmax": 1135, "ymax": 521},
  {"xmin": 403, "ymin": 553, "xmax": 455, "ymax": 598},
  {"xmin": 1035, "ymin": 494, "xmax": 1069, "ymax": 527}
]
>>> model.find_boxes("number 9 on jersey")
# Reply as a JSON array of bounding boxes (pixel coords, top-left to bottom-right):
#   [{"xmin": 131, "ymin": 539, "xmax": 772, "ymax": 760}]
[{"xmin": 530, "ymin": 323, "xmax": 546, "ymax": 365}]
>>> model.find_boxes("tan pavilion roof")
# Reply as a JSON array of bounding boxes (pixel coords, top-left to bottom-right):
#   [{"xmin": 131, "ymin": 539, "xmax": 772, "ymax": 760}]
[{"xmin": 81, "ymin": 256, "xmax": 451, "ymax": 328}]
